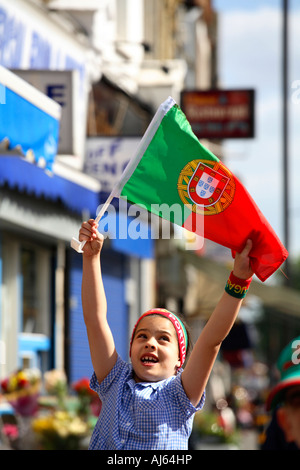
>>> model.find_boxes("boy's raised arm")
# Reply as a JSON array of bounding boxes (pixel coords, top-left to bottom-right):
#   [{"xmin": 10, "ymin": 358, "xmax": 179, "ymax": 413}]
[
  {"xmin": 80, "ymin": 220, "xmax": 118, "ymax": 383},
  {"xmin": 181, "ymin": 240, "xmax": 254, "ymax": 407}
]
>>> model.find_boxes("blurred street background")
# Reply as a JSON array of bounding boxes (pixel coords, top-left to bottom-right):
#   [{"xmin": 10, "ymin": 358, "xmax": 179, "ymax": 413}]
[{"xmin": 0, "ymin": 0, "xmax": 300, "ymax": 450}]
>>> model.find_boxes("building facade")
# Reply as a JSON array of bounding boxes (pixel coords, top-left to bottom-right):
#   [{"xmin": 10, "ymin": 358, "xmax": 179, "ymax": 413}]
[
  {"xmin": 0, "ymin": 0, "xmax": 157, "ymax": 382},
  {"xmin": 0, "ymin": 0, "xmax": 223, "ymax": 387}
]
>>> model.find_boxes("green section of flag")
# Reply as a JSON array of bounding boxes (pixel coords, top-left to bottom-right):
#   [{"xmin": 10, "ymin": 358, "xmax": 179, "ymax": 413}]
[{"xmin": 120, "ymin": 103, "xmax": 219, "ymax": 224}]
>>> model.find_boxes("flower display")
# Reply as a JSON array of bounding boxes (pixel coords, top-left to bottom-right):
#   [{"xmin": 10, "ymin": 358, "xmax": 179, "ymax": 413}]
[
  {"xmin": 72, "ymin": 377, "xmax": 94, "ymax": 396},
  {"xmin": 32, "ymin": 411, "xmax": 89, "ymax": 450},
  {"xmin": 1, "ymin": 369, "xmax": 41, "ymax": 395},
  {"xmin": 2, "ymin": 423, "xmax": 19, "ymax": 440},
  {"xmin": 42, "ymin": 369, "xmax": 69, "ymax": 410},
  {"xmin": 0, "ymin": 369, "xmax": 41, "ymax": 417},
  {"xmin": 0, "ymin": 371, "xmax": 100, "ymax": 449},
  {"xmin": 72, "ymin": 377, "xmax": 101, "ymax": 417},
  {"xmin": 44, "ymin": 369, "xmax": 67, "ymax": 396}
]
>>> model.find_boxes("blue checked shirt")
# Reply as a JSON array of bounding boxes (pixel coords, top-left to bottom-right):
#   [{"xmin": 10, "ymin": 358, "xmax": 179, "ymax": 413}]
[{"xmin": 89, "ymin": 355, "xmax": 205, "ymax": 450}]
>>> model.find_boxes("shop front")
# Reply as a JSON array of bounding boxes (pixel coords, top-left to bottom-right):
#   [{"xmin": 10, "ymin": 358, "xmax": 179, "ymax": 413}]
[{"xmin": 0, "ymin": 154, "xmax": 101, "ymax": 376}]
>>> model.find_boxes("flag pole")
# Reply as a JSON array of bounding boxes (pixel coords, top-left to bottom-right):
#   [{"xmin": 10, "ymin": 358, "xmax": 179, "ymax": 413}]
[
  {"xmin": 71, "ymin": 96, "xmax": 175, "ymax": 253},
  {"xmin": 282, "ymin": 0, "xmax": 290, "ymax": 283},
  {"xmin": 70, "ymin": 185, "xmax": 120, "ymax": 253}
]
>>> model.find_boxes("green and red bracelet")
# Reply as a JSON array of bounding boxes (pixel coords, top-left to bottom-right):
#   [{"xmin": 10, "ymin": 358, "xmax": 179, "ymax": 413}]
[{"xmin": 225, "ymin": 271, "xmax": 252, "ymax": 299}]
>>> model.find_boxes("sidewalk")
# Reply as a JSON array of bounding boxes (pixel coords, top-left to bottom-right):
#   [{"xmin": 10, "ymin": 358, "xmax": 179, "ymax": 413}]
[
  {"xmin": 194, "ymin": 429, "xmax": 259, "ymax": 450},
  {"xmin": 239, "ymin": 429, "xmax": 259, "ymax": 450}
]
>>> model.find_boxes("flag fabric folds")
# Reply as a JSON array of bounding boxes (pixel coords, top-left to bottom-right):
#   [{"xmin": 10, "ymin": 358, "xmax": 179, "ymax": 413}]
[{"xmin": 114, "ymin": 96, "xmax": 288, "ymax": 282}]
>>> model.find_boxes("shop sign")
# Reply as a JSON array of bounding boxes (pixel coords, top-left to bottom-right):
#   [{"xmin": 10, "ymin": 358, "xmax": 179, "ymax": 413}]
[
  {"xmin": 85, "ymin": 137, "xmax": 140, "ymax": 194},
  {"xmin": 181, "ymin": 89, "xmax": 255, "ymax": 139}
]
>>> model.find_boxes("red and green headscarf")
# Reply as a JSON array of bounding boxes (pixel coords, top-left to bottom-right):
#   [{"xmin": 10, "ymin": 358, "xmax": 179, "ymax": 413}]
[{"xmin": 130, "ymin": 308, "xmax": 188, "ymax": 367}]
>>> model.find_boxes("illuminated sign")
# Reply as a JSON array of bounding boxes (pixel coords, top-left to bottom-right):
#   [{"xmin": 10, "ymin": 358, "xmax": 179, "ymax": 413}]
[{"xmin": 181, "ymin": 89, "xmax": 255, "ymax": 139}]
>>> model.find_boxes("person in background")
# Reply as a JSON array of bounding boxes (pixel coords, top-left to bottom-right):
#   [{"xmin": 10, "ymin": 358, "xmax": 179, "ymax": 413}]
[{"xmin": 262, "ymin": 336, "xmax": 300, "ymax": 450}]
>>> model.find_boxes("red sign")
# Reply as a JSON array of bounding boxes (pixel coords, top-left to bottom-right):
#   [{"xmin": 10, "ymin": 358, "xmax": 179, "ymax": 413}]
[{"xmin": 181, "ymin": 89, "xmax": 255, "ymax": 139}]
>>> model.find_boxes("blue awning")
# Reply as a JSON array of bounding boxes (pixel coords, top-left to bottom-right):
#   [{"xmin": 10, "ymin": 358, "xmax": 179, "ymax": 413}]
[
  {"xmin": 0, "ymin": 66, "xmax": 61, "ymax": 171},
  {"xmin": 0, "ymin": 156, "xmax": 100, "ymax": 215}
]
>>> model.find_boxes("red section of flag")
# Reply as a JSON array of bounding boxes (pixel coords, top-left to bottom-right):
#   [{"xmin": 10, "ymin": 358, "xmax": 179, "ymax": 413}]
[{"xmin": 183, "ymin": 174, "xmax": 288, "ymax": 282}]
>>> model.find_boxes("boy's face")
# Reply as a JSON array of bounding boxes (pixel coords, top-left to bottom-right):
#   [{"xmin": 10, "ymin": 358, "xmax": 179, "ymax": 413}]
[
  {"xmin": 277, "ymin": 385, "xmax": 300, "ymax": 448},
  {"xmin": 130, "ymin": 315, "xmax": 181, "ymax": 383}
]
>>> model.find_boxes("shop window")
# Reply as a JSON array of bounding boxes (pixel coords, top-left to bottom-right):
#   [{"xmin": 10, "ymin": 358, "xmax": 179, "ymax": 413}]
[
  {"xmin": 86, "ymin": 77, "xmax": 153, "ymax": 137},
  {"xmin": 19, "ymin": 245, "xmax": 51, "ymax": 371},
  {"xmin": 21, "ymin": 248, "xmax": 37, "ymax": 334},
  {"xmin": 20, "ymin": 246, "xmax": 51, "ymax": 336}
]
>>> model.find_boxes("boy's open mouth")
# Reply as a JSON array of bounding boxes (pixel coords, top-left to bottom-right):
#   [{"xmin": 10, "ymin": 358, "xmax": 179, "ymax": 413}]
[{"xmin": 141, "ymin": 354, "xmax": 158, "ymax": 364}]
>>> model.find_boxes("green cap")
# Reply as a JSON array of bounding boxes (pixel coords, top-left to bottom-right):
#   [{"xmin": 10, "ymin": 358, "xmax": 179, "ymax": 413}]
[{"xmin": 266, "ymin": 336, "xmax": 300, "ymax": 410}]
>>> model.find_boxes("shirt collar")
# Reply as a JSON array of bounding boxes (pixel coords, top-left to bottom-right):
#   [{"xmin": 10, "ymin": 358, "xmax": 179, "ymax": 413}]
[{"xmin": 126, "ymin": 366, "xmax": 179, "ymax": 391}]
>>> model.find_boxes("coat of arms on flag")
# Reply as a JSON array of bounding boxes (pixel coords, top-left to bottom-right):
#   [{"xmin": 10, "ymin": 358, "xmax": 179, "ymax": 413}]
[{"xmin": 177, "ymin": 159, "xmax": 236, "ymax": 216}]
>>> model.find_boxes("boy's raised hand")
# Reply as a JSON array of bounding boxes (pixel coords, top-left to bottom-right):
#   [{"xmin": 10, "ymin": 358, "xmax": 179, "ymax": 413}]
[
  {"xmin": 79, "ymin": 219, "xmax": 104, "ymax": 257},
  {"xmin": 233, "ymin": 239, "xmax": 254, "ymax": 280}
]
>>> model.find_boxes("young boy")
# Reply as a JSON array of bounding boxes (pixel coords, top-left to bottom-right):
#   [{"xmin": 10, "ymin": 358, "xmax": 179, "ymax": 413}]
[{"xmin": 79, "ymin": 219, "xmax": 253, "ymax": 450}]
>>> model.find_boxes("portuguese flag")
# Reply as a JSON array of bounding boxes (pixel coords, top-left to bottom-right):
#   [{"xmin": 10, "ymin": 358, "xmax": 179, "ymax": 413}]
[{"xmin": 112, "ymin": 97, "xmax": 288, "ymax": 282}]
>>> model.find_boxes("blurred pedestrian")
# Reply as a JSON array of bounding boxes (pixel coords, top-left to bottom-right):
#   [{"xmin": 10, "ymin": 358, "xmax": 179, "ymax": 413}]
[
  {"xmin": 262, "ymin": 336, "xmax": 300, "ymax": 450},
  {"xmin": 79, "ymin": 219, "xmax": 253, "ymax": 450}
]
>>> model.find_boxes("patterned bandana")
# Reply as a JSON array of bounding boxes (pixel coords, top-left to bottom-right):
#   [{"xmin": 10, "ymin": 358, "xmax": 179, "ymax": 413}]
[{"xmin": 129, "ymin": 308, "xmax": 188, "ymax": 366}]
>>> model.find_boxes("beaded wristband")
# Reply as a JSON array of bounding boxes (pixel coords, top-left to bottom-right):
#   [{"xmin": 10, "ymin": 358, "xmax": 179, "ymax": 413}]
[{"xmin": 225, "ymin": 271, "xmax": 252, "ymax": 299}]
